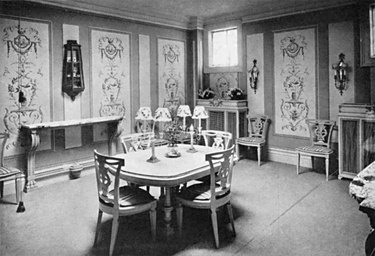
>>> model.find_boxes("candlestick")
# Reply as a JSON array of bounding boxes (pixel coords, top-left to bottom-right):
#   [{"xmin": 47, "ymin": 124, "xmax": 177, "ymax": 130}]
[
  {"xmin": 147, "ymin": 141, "xmax": 160, "ymax": 163},
  {"xmin": 187, "ymin": 124, "xmax": 197, "ymax": 153}
]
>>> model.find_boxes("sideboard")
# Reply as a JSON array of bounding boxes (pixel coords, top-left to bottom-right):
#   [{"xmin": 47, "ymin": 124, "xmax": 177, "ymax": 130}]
[
  {"xmin": 21, "ymin": 116, "xmax": 123, "ymax": 191},
  {"xmin": 338, "ymin": 103, "xmax": 375, "ymax": 179}
]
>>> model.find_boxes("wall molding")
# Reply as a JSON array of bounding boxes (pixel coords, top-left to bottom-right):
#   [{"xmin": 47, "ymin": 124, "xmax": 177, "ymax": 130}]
[{"xmin": 268, "ymin": 147, "xmax": 312, "ymax": 168}]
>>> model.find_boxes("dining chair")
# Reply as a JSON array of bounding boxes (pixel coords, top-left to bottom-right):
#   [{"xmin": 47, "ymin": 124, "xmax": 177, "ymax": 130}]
[
  {"xmin": 175, "ymin": 145, "xmax": 236, "ymax": 248},
  {"xmin": 236, "ymin": 115, "xmax": 270, "ymax": 166},
  {"xmin": 93, "ymin": 150, "xmax": 157, "ymax": 256},
  {"xmin": 0, "ymin": 132, "xmax": 25, "ymax": 213},
  {"xmin": 121, "ymin": 132, "xmax": 153, "ymax": 152},
  {"xmin": 201, "ymin": 130, "xmax": 233, "ymax": 149},
  {"xmin": 296, "ymin": 119, "xmax": 336, "ymax": 181},
  {"xmin": 120, "ymin": 133, "xmax": 152, "ymax": 192}
]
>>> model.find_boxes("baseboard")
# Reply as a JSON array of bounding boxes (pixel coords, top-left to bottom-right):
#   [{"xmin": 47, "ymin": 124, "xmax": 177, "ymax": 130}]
[
  {"xmin": 267, "ymin": 147, "xmax": 313, "ymax": 168},
  {"xmin": 1, "ymin": 158, "xmax": 95, "ymax": 197}
]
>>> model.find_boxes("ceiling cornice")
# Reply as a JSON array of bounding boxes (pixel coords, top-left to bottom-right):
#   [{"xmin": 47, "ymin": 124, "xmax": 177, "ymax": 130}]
[
  {"xmin": 240, "ymin": 0, "xmax": 357, "ymax": 24},
  {"xmin": 26, "ymin": 0, "xmax": 191, "ymax": 29},
  {"xmin": 23, "ymin": 0, "xmax": 358, "ymax": 30}
]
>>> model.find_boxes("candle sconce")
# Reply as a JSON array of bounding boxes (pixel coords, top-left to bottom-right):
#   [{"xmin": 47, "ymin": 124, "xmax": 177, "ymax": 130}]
[
  {"xmin": 248, "ymin": 59, "xmax": 259, "ymax": 94},
  {"xmin": 62, "ymin": 40, "xmax": 85, "ymax": 101},
  {"xmin": 332, "ymin": 53, "xmax": 349, "ymax": 96}
]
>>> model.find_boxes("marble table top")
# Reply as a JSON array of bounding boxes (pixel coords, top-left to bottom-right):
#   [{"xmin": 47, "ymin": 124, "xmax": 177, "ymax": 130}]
[{"xmin": 349, "ymin": 161, "xmax": 375, "ymax": 210}]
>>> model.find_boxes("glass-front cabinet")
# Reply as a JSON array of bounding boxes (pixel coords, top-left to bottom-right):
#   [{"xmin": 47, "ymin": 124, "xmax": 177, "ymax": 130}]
[{"xmin": 338, "ymin": 103, "xmax": 375, "ymax": 179}]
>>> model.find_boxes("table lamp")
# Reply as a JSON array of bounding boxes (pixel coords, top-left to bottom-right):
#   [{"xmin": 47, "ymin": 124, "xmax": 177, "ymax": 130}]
[
  {"xmin": 154, "ymin": 107, "xmax": 172, "ymax": 139},
  {"xmin": 192, "ymin": 106, "xmax": 208, "ymax": 135},
  {"xmin": 177, "ymin": 105, "xmax": 192, "ymax": 131},
  {"xmin": 135, "ymin": 107, "xmax": 153, "ymax": 133}
]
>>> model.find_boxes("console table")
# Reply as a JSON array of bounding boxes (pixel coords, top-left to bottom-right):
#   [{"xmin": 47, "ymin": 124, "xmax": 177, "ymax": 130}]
[
  {"xmin": 196, "ymin": 99, "xmax": 247, "ymax": 143},
  {"xmin": 350, "ymin": 161, "xmax": 375, "ymax": 256},
  {"xmin": 21, "ymin": 116, "xmax": 123, "ymax": 192}
]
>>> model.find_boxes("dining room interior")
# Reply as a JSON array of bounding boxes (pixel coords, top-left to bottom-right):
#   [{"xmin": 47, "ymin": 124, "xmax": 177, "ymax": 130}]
[{"xmin": 1, "ymin": 0, "xmax": 375, "ymax": 255}]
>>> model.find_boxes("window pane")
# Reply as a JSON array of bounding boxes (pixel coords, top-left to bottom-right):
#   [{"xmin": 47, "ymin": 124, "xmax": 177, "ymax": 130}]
[
  {"xmin": 211, "ymin": 28, "xmax": 238, "ymax": 67},
  {"xmin": 212, "ymin": 30, "xmax": 228, "ymax": 67},
  {"xmin": 227, "ymin": 29, "xmax": 238, "ymax": 66}
]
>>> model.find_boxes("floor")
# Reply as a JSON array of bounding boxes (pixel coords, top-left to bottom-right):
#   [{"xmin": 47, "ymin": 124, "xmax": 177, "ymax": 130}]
[{"xmin": 0, "ymin": 159, "xmax": 370, "ymax": 256}]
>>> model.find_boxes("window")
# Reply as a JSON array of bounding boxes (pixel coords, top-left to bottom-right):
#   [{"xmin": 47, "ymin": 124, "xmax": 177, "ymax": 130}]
[
  {"xmin": 370, "ymin": 3, "xmax": 375, "ymax": 57},
  {"xmin": 204, "ymin": 21, "xmax": 242, "ymax": 73},
  {"xmin": 211, "ymin": 27, "xmax": 238, "ymax": 67}
]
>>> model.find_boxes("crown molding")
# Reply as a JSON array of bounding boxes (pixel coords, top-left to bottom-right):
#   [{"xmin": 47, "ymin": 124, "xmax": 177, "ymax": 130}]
[
  {"xmin": 17, "ymin": 0, "xmax": 358, "ymax": 30},
  {"xmin": 241, "ymin": 0, "xmax": 357, "ymax": 24},
  {"xmin": 26, "ymin": 0, "xmax": 191, "ymax": 29}
]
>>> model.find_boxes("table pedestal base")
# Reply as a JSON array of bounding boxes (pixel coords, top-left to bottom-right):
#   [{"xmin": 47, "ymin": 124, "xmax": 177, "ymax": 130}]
[{"xmin": 163, "ymin": 187, "xmax": 175, "ymax": 239}]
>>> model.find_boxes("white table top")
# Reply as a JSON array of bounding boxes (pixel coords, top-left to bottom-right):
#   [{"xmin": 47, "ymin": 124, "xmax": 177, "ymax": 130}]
[
  {"xmin": 115, "ymin": 144, "xmax": 220, "ymax": 187},
  {"xmin": 350, "ymin": 161, "xmax": 375, "ymax": 210},
  {"xmin": 21, "ymin": 116, "xmax": 123, "ymax": 130}
]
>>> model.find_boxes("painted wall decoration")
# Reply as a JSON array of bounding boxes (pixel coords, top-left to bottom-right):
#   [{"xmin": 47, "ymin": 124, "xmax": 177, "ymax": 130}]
[
  {"xmin": 0, "ymin": 17, "xmax": 50, "ymax": 155},
  {"xmin": 158, "ymin": 38, "xmax": 185, "ymax": 117},
  {"xmin": 209, "ymin": 72, "xmax": 239, "ymax": 99},
  {"xmin": 274, "ymin": 27, "xmax": 316, "ymax": 137},
  {"xmin": 91, "ymin": 29, "xmax": 130, "ymax": 134}
]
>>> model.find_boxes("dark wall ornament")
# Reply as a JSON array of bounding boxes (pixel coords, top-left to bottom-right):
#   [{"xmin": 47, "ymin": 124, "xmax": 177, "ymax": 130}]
[{"xmin": 62, "ymin": 40, "xmax": 84, "ymax": 100}]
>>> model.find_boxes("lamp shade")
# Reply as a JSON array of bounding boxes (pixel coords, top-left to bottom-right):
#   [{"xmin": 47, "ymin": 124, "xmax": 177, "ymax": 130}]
[
  {"xmin": 135, "ymin": 107, "xmax": 153, "ymax": 120},
  {"xmin": 154, "ymin": 107, "xmax": 172, "ymax": 122},
  {"xmin": 177, "ymin": 105, "xmax": 192, "ymax": 117},
  {"xmin": 192, "ymin": 106, "xmax": 208, "ymax": 119}
]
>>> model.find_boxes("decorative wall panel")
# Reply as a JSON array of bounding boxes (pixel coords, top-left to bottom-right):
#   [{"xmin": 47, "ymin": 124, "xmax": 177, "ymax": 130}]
[
  {"xmin": 91, "ymin": 29, "xmax": 131, "ymax": 138},
  {"xmin": 63, "ymin": 24, "xmax": 82, "ymax": 149},
  {"xmin": 274, "ymin": 27, "xmax": 316, "ymax": 137},
  {"xmin": 158, "ymin": 38, "xmax": 185, "ymax": 116},
  {"xmin": 0, "ymin": 17, "xmax": 51, "ymax": 156},
  {"xmin": 247, "ymin": 33, "xmax": 264, "ymax": 116},
  {"xmin": 139, "ymin": 34, "xmax": 151, "ymax": 108},
  {"xmin": 209, "ymin": 72, "xmax": 239, "ymax": 99},
  {"xmin": 328, "ymin": 21, "xmax": 355, "ymax": 121}
]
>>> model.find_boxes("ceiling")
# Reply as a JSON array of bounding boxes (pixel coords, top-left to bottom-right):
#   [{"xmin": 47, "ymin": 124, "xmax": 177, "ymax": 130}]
[{"xmin": 28, "ymin": 0, "xmax": 356, "ymax": 29}]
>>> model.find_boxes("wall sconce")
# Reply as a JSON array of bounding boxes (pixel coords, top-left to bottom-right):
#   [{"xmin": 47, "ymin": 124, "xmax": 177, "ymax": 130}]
[
  {"xmin": 62, "ymin": 40, "xmax": 85, "ymax": 101},
  {"xmin": 332, "ymin": 53, "xmax": 348, "ymax": 96},
  {"xmin": 248, "ymin": 59, "xmax": 259, "ymax": 94}
]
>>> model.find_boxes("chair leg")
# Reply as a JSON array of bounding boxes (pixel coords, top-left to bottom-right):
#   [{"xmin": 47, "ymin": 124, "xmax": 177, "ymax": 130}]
[
  {"xmin": 296, "ymin": 153, "xmax": 301, "ymax": 175},
  {"xmin": 149, "ymin": 205, "xmax": 157, "ymax": 241},
  {"xmin": 257, "ymin": 146, "xmax": 261, "ymax": 166},
  {"xmin": 311, "ymin": 156, "xmax": 314, "ymax": 170},
  {"xmin": 235, "ymin": 143, "xmax": 239, "ymax": 160},
  {"xmin": 325, "ymin": 157, "xmax": 329, "ymax": 181},
  {"xmin": 226, "ymin": 202, "xmax": 236, "ymax": 236},
  {"xmin": 15, "ymin": 176, "xmax": 20, "ymax": 203},
  {"xmin": 16, "ymin": 175, "xmax": 25, "ymax": 213},
  {"xmin": 0, "ymin": 181, "xmax": 3, "ymax": 198},
  {"xmin": 109, "ymin": 214, "xmax": 119, "ymax": 256},
  {"xmin": 93, "ymin": 209, "xmax": 103, "ymax": 247},
  {"xmin": 210, "ymin": 209, "xmax": 219, "ymax": 248},
  {"xmin": 176, "ymin": 202, "xmax": 183, "ymax": 237}
]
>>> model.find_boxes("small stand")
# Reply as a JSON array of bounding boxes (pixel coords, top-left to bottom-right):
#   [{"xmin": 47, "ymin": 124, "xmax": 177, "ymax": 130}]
[
  {"xmin": 187, "ymin": 124, "xmax": 197, "ymax": 153},
  {"xmin": 147, "ymin": 141, "xmax": 160, "ymax": 163}
]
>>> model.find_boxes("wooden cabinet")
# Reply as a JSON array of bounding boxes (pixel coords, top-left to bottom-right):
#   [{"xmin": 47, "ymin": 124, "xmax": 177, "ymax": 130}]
[
  {"xmin": 196, "ymin": 99, "xmax": 247, "ymax": 143},
  {"xmin": 338, "ymin": 103, "xmax": 375, "ymax": 179}
]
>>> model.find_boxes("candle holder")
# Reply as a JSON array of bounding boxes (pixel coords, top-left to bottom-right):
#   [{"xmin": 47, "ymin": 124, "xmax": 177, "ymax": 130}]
[
  {"xmin": 187, "ymin": 124, "xmax": 197, "ymax": 153},
  {"xmin": 147, "ymin": 141, "xmax": 160, "ymax": 163}
]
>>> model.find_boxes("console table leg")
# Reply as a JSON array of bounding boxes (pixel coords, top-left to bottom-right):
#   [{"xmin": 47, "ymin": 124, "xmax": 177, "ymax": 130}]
[
  {"xmin": 24, "ymin": 130, "xmax": 40, "ymax": 192},
  {"xmin": 107, "ymin": 121, "xmax": 122, "ymax": 156}
]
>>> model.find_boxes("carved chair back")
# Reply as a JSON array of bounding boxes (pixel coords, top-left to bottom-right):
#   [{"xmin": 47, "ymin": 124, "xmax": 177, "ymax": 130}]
[
  {"xmin": 248, "ymin": 115, "xmax": 270, "ymax": 139},
  {"xmin": 201, "ymin": 130, "xmax": 232, "ymax": 150},
  {"xmin": 306, "ymin": 119, "xmax": 336, "ymax": 148}
]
